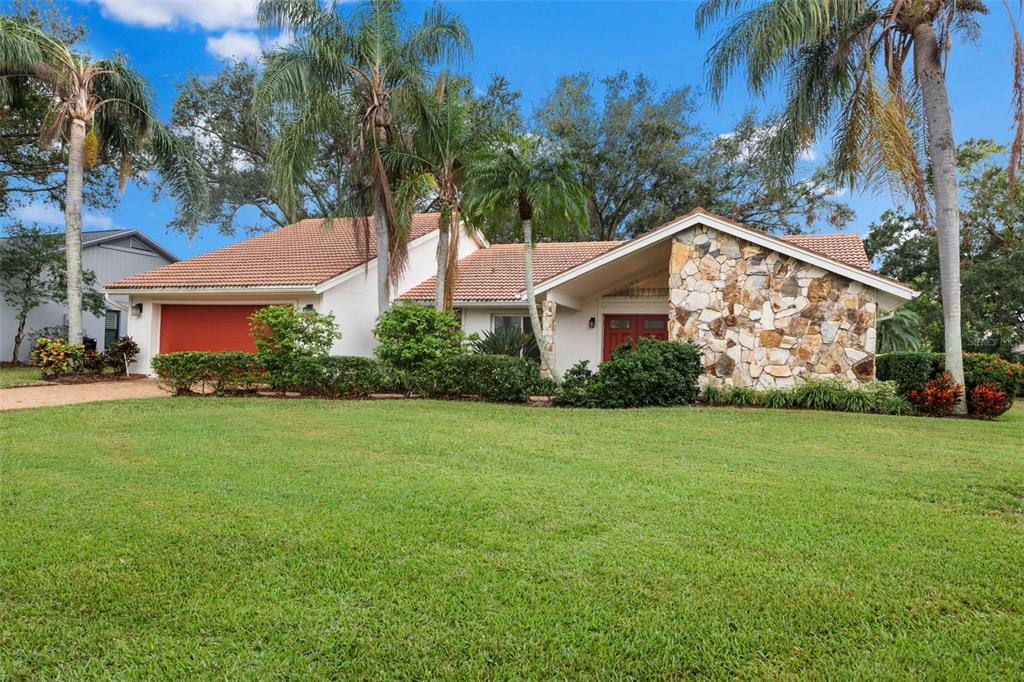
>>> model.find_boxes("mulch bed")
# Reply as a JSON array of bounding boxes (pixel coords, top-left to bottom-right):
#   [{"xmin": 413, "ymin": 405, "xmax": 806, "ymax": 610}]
[{"xmin": 46, "ymin": 373, "xmax": 149, "ymax": 385}]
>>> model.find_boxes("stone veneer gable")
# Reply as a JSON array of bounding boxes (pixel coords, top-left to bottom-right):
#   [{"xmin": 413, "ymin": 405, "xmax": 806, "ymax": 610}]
[{"xmin": 667, "ymin": 225, "xmax": 877, "ymax": 388}]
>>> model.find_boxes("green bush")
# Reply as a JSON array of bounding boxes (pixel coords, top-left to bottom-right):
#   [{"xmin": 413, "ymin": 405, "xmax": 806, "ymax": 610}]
[
  {"xmin": 151, "ymin": 352, "xmax": 213, "ymax": 395},
  {"xmin": 206, "ymin": 352, "xmax": 263, "ymax": 395},
  {"xmin": 878, "ymin": 351, "xmax": 1023, "ymax": 413},
  {"xmin": 758, "ymin": 388, "xmax": 795, "ymax": 409},
  {"xmin": 554, "ymin": 339, "xmax": 702, "ymax": 408},
  {"xmin": 374, "ymin": 304, "xmax": 466, "ymax": 382},
  {"xmin": 413, "ymin": 354, "xmax": 540, "ymax": 403},
  {"xmin": 318, "ymin": 356, "xmax": 393, "ymax": 397},
  {"xmin": 876, "ymin": 352, "xmax": 938, "ymax": 396},
  {"xmin": 250, "ymin": 305, "xmax": 339, "ymax": 390}
]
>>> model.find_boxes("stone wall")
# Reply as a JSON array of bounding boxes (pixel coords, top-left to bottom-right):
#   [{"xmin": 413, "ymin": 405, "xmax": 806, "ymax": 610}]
[{"xmin": 667, "ymin": 226, "xmax": 877, "ymax": 388}]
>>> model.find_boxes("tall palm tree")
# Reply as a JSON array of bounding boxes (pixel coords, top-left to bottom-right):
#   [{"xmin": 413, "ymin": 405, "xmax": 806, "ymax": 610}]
[
  {"xmin": 256, "ymin": 0, "xmax": 470, "ymax": 315},
  {"xmin": 696, "ymin": 0, "xmax": 1022, "ymax": 413},
  {"xmin": 0, "ymin": 18, "xmax": 208, "ymax": 344},
  {"xmin": 387, "ymin": 75, "xmax": 479, "ymax": 310},
  {"xmin": 463, "ymin": 134, "xmax": 589, "ymax": 382}
]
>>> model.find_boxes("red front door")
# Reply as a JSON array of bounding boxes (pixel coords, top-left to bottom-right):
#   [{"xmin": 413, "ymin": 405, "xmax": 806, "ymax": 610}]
[{"xmin": 602, "ymin": 314, "xmax": 669, "ymax": 361}]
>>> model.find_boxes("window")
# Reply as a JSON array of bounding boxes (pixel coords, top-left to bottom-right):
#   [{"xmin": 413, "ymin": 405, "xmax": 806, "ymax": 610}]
[
  {"xmin": 609, "ymin": 319, "xmax": 631, "ymax": 329},
  {"xmin": 492, "ymin": 315, "xmax": 533, "ymax": 334},
  {"xmin": 104, "ymin": 310, "xmax": 121, "ymax": 348},
  {"xmin": 643, "ymin": 318, "xmax": 666, "ymax": 330}
]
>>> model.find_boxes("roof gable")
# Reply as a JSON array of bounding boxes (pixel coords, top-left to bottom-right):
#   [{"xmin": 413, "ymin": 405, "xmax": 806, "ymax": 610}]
[{"xmin": 533, "ymin": 208, "xmax": 913, "ymax": 301}]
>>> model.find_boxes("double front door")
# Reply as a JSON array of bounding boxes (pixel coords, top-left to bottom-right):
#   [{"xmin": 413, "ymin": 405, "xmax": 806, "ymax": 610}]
[{"xmin": 602, "ymin": 314, "xmax": 669, "ymax": 361}]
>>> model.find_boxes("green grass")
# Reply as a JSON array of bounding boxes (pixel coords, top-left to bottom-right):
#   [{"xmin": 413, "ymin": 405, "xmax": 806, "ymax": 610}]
[
  {"xmin": 0, "ymin": 366, "xmax": 44, "ymax": 387},
  {"xmin": 2, "ymin": 399, "xmax": 1023, "ymax": 678}
]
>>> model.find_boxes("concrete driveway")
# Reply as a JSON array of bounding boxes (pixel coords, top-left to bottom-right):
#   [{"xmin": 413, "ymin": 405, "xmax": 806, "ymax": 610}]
[{"xmin": 0, "ymin": 379, "xmax": 170, "ymax": 411}]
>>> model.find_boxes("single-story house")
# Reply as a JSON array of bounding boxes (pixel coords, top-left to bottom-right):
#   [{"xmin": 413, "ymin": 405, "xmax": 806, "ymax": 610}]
[
  {"xmin": 1, "ymin": 228, "xmax": 176, "ymax": 362},
  {"xmin": 106, "ymin": 208, "xmax": 916, "ymax": 386}
]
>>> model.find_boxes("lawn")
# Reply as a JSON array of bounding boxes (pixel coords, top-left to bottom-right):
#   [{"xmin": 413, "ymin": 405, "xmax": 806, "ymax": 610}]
[
  {"xmin": 2, "ymin": 399, "xmax": 1022, "ymax": 678},
  {"xmin": 0, "ymin": 366, "xmax": 44, "ymax": 388}
]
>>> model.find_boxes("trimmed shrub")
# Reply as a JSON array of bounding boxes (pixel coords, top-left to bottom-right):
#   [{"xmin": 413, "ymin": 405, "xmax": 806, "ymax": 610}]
[
  {"xmin": 151, "ymin": 352, "xmax": 213, "ymax": 395},
  {"xmin": 319, "ymin": 356, "xmax": 393, "ymax": 397},
  {"xmin": 206, "ymin": 352, "xmax": 263, "ymax": 395},
  {"xmin": 374, "ymin": 304, "xmax": 466, "ymax": 383},
  {"xmin": 876, "ymin": 352, "xmax": 937, "ymax": 396},
  {"xmin": 554, "ymin": 339, "xmax": 702, "ymax": 408},
  {"xmin": 413, "ymin": 354, "xmax": 540, "ymax": 402},
  {"xmin": 968, "ymin": 383, "xmax": 1010, "ymax": 418},
  {"xmin": 962, "ymin": 353, "xmax": 1023, "ymax": 402},
  {"xmin": 30, "ymin": 337, "xmax": 85, "ymax": 376},
  {"xmin": 532, "ymin": 377, "xmax": 559, "ymax": 397}
]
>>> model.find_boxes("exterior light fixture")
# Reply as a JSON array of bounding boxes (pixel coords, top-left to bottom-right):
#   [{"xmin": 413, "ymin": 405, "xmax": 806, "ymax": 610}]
[
  {"xmin": 131, "ymin": 303, "xmax": 143, "ymax": 316},
  {"xmin": 303, "ymin": 304, "xmax": 314, "ymax": 312},
  {"xmin": 588, "ymin": 317, "xmax": 596, "ymax": 329}
]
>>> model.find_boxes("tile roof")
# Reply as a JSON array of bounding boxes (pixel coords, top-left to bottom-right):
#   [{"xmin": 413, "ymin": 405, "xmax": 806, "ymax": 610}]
[
  {"xmin": 776, "ymin": 233, "xmax": 870, "ymax": 269},
  {"xmin": 107, "ymin": 213, "xmax": 441, "ymax": 289},
  {"xmin": 400, "ymin": 241, "xmax": 624, "ymax": 302},
  {"xmin": 400, "ymin": 215, "xmax": 875, "ymax": 303}
]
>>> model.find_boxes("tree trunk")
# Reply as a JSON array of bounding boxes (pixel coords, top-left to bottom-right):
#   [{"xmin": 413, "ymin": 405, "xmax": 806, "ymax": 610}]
[
  {"xmin": 374, "ymin": 187, "xmax": 390, "ymax": 315},
  {"xmin": 64, "ymin": 117, "xmax": 86, "ymax": 344},
  {"xmin": 913, "ymin": 21, "xmax": 966, "ymax": 413},
  {"xmin": 12, "ymin": 310, "xmax": 28, "ymax": 363},
  {"xmin": 435, "ymin": 206, "xmax": 451, "ymax": 311},
  {"xmin": 522, "ymin": 218, "xmax": 560, "ymax": 382}
]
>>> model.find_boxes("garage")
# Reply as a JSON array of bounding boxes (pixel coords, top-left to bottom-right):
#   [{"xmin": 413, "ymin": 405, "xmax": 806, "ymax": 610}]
[{"xmin": 159, "ymin": 304, "xmax": 266, "ymax": 353}]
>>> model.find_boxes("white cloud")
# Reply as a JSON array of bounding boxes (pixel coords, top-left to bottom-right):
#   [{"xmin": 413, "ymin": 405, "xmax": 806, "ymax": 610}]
[
  {"xmin": 206, "ymin": 30, "xmax": 264, "ymax": 62},
  {"xmin": 90, "ymin": 0, "xmax": 259, "ymax": 31},
  {"xmin": 13, "ymin": 203, "xmax": 123, "ymax": 231},
  {"xmin": 206, "ymin": 29, "xmax": 293, "ymax": 63}
]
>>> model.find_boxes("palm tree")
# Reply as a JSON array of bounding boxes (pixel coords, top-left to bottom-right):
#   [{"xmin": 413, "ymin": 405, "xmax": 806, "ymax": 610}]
[
  {"xmin": 256, "ymin": 0, "xmax": 470, "ymax": 315},
  {"xmin": 0, "ymin": 18, "xmax": 207, "ymax": 342},
  {"xmin": 878, "ymin": 306, "xmax": 925, "ymax": 353},
  {"xmin": 696, "ymin": 0, "xmax": 1023, "ymax": 413},
  {"xmin": 463, "ymin": 134, "xmax": 588, "ymax": 382},
  {"xmin": 0, "ymin": 18, "xmax": 208, "ymax": 344},
  {"xmin": 387, "ymin": 75, "xmax": 479, "ymax": 310}
]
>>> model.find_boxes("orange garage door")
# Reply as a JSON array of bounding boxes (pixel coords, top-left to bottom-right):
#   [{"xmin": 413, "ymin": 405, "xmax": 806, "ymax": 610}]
[{"xmin": 159, "ymin": 304, "xmax": 266, "ymax": 353}]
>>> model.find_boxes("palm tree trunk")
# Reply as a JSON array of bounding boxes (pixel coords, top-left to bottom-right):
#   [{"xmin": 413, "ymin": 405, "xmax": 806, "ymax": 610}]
[
  {"xmin": 522, "ymin": 218, "xmax": 559, "ymax": 382},
  {"xmin": 913, "ymin": 20, "xmax": 966, "ymax": 413},
  {"xmin": 374, "ymin": 197, "xmax": 390, "ymax": 315},
  {"xmin": 435, "ymin": 205, "xmax": 451, "ymax": 311},
  {"xmin": 64, "ymin": 117, "xmax": 86, "ymax": 345}
]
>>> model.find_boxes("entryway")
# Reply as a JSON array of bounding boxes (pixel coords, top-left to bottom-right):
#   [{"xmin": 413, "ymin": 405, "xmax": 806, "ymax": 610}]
[{"xmin": 602, "ymin": 314, "xmax": 669, "ymax": 361}]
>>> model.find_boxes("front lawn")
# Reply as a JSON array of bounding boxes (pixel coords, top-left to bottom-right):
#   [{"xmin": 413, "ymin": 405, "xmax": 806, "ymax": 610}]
[
  {"xmin": 2, "ymin": 399, "xmax": 1022, "ymax": 678},
  {"xmin": 0, "ymin": 366, "xmax": 44, "ymax": 388}
]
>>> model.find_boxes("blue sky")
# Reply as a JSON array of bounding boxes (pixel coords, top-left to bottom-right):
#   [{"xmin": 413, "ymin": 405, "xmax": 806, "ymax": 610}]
[{"xmin": 6, "ymin": 1, "xmax": 1020, "ymax": 259}]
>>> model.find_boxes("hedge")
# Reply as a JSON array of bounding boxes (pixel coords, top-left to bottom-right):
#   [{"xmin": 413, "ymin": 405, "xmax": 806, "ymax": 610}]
[
  {"xmin": 555, "ymin": 339, "xmax": 702, "ymax": 408},
  {"xmin": 413, "ymin": 354, "xmax": 542, "ymax": 402},
  {"xmin": 151, "ymin": 352, "xmax": 262, "ymax": 396},
  {"xmin": 877, "ymin": 351, "xmax": 1023, "ymax": 411}
]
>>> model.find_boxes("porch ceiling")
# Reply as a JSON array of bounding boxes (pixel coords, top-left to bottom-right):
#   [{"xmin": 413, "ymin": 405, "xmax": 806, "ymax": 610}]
[{"xmin": 545, "ymin": 240, "xmax": 672, "ymax": 302}]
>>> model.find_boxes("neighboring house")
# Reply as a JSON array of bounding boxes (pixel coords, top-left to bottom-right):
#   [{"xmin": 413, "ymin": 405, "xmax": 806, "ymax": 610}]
[
  {"xmin": 1, "ymin": 229, "xmax": 176, "ymax": 363},
  {"xmin": 106, "ymin": 208, "xmax": 916, "ymax": 386}
]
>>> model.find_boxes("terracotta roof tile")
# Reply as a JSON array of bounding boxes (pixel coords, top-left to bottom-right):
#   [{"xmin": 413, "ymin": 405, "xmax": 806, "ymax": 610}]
[
  {"xmin": 107, "ymin": 213, "xmax": 440, "ymax": 289},
  {"xmin": 777, "ymin": 233, "xmax": 871, "ymax": 269},
  {"xmin": 399, "ymin": 241, "xmax": 623, "ymax": 302}
]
